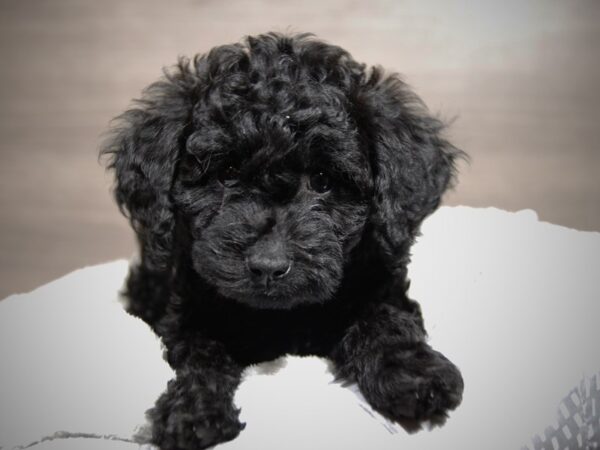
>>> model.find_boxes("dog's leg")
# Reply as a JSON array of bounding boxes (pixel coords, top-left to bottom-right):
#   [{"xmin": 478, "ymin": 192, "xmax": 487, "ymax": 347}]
[
  {"xmin": 330, "ymin": 302, "xmax": 463, "ymax": 424},
  {"xmin": 146, "ymin": 336, "xmax": 245, "ymax": 450}
]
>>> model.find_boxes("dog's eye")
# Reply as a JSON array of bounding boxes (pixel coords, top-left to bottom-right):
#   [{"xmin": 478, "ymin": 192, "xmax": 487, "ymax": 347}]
[
  {"xmin": 218, "ymin": 165, "xmax": 240, "ymax": 188},
  {"xmin": 309, "ymin": 171, "xmax": 331, "ymax": 193}
]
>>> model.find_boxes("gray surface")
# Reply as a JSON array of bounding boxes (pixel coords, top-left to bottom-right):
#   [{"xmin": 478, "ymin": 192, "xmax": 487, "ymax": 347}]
[{"xmin": 1, "ymin": 0, "xmax": 599, "ymax": 298}]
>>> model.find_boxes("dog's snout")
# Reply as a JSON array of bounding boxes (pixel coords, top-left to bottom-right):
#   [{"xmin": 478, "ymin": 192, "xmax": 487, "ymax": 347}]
[
  {"xmin": 246, "ymin": 236, "xmax": 291, "ymax": 283},
  {"xmin": 247, "ymin": 255, "xmax": 291, "ymax": 281}
]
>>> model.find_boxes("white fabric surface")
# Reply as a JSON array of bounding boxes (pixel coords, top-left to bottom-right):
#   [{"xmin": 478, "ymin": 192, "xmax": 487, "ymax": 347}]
[{"xmin": 1, "ymin": 206, "xmax": 599, "ymax": 450}]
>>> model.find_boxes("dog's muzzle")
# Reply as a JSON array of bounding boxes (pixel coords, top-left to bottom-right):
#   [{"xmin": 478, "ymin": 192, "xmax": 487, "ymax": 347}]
[{"xmin": 245, "ymin": 232, "xmax": 292, "ymax": 289}]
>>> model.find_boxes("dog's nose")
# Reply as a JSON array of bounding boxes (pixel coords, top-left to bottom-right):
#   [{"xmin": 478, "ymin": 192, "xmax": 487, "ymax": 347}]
[
  {"xmin": 247, "ymin": 255, "xmax": 291, "ymax": 281},
  {"xmin": 246, "ymin": 236, "xmax": 291, "ymax": 283}
]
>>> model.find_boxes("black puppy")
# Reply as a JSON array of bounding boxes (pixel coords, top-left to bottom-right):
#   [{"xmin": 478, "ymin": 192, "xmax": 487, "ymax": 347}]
[{"xmin": 103, "ymin": 32, "xmax": 464, "ymax": 449}]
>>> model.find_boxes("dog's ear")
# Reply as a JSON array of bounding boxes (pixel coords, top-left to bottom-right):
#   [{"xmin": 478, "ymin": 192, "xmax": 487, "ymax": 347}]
[
  {"xmin": 101, "ymin": 58, "xmax": 199, "ymax": 272},
  {"xmin": 356, "ymin": 68, "xmax": 463, "ymax": 268}
]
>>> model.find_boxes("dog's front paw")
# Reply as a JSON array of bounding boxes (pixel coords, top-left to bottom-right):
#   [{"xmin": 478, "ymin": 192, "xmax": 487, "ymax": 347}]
[
  {"xmin": 147, "ymin": 377, "xmax": 245, "ymax": 450},
  {"xmin": 360, "ymin": 346, "xmax": 464, "ymax": 422}
]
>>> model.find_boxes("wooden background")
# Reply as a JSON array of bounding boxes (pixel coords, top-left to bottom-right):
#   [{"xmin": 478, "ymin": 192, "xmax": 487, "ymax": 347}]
[{"xmin": 1, "ymin": 0, "xmax": 599, "ymax": 299}]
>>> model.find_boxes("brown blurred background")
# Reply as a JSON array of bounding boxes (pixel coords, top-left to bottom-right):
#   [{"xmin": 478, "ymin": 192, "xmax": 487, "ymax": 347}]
[{"xmin": 0, "ymin": 0, "xmax": 599, "ymax": 299}]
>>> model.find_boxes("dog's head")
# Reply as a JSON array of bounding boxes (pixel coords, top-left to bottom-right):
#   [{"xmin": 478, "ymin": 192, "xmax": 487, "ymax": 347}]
[{"xmin": 103, "ymin": 33, "xmax": 461, "ymax": 310}]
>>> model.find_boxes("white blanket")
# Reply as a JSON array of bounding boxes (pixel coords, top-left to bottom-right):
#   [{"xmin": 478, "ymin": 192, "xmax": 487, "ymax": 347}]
[{"xmin": 1, "ymin": 206, "xmax": 599, "ymax": 450}]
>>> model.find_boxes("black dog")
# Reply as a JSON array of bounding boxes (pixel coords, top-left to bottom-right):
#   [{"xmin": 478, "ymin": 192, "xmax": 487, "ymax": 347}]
[{"xmin": 102, "ymin": 32, "xmax": 464, "ymax": 449}]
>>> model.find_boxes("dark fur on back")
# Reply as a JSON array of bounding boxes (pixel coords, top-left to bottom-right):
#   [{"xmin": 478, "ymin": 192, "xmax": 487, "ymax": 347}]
[{"xmin": 102, "ymin": 32, "xmax": 465, "ymax": 449}]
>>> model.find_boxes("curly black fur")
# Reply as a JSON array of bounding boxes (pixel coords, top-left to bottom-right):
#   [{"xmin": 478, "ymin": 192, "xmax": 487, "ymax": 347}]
[{"xmin": 102, "ymin": 32, "xmax": 465, "ymax": 449}]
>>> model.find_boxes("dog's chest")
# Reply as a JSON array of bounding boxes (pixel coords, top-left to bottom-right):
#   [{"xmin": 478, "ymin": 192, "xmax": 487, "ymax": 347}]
[{"xmin": 195, "ymin": 304, "xmax": 343, "ymax": 364}]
